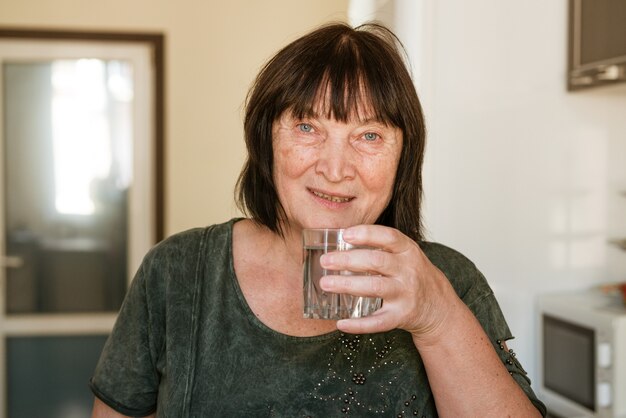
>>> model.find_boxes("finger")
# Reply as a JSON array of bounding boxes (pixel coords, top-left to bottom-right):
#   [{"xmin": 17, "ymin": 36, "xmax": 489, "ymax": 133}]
[
  {"xmin": 343, "ymin": 224, "xmax": 417, "ymax": 254},
  {"xmin": 319, "ymin": 274, "xmax": 390, "ymax": 298},
  {"xmin": 320, "ymin": 248, "xmax": 390, "ymax": 275},
  {"xmin": 336, "ymin": 309, "xmax": 396, "ymax": 334}
]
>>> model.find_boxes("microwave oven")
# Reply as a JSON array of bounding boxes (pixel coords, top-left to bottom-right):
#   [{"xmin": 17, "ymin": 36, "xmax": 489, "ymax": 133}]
[{"xmin": 537, "ymin": 291, "xmax": 626, "ymax": 418}]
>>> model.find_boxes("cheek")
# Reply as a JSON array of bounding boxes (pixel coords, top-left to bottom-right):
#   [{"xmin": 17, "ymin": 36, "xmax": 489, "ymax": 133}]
[
  {"xmin": 275, "ymin": 145, "xmax": 313, "ymax": 179},
  {"xmin": 363, "ymin": 157, "xmax": 399, "ymax": 194}
]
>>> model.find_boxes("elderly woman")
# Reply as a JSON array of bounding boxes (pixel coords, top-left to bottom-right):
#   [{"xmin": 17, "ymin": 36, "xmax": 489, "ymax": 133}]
[{"xmin": 90, "ymin": 22, "xmax": 546, "ymax": 417}]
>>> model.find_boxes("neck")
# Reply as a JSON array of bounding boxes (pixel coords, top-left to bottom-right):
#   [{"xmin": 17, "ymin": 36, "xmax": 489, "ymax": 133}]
[
  {"xmin": 274, "ymin": 222, "xmax": 304, "ymax": 268},
  {"xmin": 245, "ymin": 220, "xmax": 303, "ymax": 269}
]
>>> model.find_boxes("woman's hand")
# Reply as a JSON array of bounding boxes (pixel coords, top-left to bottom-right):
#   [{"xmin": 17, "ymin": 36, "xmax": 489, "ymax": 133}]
[
  {"xmin": 320, "ymin": 225, "xmax": 544, "ymax": 417},
  {"xmin": 319, "ymin": 224, "xmax": 460, "ymax": 343}
]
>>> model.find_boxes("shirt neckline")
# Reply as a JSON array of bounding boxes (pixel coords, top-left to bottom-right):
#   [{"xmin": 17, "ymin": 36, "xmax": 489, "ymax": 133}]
[{"xmin": 225, "ymin": 218, "xmax": 341, "ymax": 343}]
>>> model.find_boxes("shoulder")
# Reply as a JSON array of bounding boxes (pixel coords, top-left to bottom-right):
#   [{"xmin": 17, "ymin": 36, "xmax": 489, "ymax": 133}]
[
  {"xmin": 137, "ymin": 219, "xmax": 238, "ymax": 286},
  {"xmin": 144, "ymin": 219, "xmax": 237, "ymax": 263},
  {"xmin": 418, "ymin": 241, "xmax": 492, "ymax": 303},
  {"xmin": 418, "ymin": 241, "xmax": 478, "ymax": 279}
]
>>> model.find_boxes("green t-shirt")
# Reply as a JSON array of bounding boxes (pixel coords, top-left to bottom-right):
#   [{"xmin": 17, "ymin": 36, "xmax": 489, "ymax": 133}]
[{"xmin": 90, "ymin": 219, "xmax": 546, "ymax": 417}]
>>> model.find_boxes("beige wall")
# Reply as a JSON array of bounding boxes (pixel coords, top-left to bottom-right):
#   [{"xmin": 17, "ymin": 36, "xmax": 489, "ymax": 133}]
[{"xmin": 0, "ymin": 0, "xmax": 350, "ymax": 235}]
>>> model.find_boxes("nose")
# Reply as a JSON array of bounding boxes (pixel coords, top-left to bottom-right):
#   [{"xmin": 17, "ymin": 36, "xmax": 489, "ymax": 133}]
[{"xmin": 315, "ymin": 136, "xmax": 356, "ymax": 182}]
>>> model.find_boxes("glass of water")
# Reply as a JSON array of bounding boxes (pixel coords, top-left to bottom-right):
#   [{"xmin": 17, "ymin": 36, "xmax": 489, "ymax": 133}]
[{"xmin": 302, "ymin": 228, "xmax": 382, "ymax": 320}]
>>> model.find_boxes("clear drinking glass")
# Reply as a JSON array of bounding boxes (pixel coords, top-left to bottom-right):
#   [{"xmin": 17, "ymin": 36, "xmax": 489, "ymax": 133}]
[{"xmin": 302, "ymin": 228, "xmax": 382, "ymax": 320}]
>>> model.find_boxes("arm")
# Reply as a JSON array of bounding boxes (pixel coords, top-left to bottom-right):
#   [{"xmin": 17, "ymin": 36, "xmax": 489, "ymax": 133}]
[
  {"xmin": 411, "ymin": 289, "xmax": 541, "ymax": 417},
  {"xmin": 91, "ymin": 397, "xmax": 156, "ymax": 418},
  {"xmin": 319, "ymin": 225, "xmax": 542, "ymax": 418}
]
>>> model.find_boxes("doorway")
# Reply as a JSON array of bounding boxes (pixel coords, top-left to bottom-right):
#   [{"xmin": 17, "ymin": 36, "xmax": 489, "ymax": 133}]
[{"xmin": 0, "ymin": 29, "xmax": 164, "ymax": 418}]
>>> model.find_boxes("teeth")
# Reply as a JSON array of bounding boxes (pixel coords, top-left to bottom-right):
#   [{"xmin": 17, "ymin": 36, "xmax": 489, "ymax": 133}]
[{"xmin": 312, "ymin": 190, "xmax": 351, "ymax": 203}]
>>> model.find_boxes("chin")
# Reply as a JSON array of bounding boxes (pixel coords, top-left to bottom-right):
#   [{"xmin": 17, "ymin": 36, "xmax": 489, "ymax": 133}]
[
  {"xmin": 304, "ymin": 217, "xmax": 361, "ymax": 230},
  {"xmin": 285, "ymin": 211, "xmax": 374, "ymax": 232}
]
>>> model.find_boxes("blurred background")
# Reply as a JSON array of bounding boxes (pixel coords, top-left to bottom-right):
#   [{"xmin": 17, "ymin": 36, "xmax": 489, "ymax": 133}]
[{"xmin": 0, "ymin": 0, "xmax": 624, "ymax": 417}]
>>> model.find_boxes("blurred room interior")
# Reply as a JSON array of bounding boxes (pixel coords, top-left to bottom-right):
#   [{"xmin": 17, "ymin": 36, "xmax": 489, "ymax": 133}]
[{"xmin": 0, "ymin": 0, "xmax": 624, "ymax": 417}]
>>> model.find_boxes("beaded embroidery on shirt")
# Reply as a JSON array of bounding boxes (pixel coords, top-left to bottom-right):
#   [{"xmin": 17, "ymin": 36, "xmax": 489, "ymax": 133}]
[
  {"xmin": 496, "ymin": 338, "xmax": 526, "ymax": 375},
  {"xmin": 305, "ymin": 333, "xmax": 425, "ymax": 417}
]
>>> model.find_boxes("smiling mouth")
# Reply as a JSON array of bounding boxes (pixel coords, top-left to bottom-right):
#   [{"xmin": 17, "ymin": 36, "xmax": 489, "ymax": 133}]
[{"xmin": 310, "ymin": 189, "xmax": 354, "ymax": 203}]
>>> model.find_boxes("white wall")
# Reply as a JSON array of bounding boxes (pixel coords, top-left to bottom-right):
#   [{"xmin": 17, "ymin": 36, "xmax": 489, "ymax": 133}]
[{"xmin": 358, "ymin": 0, "xmax": 626, "ymax": 384}]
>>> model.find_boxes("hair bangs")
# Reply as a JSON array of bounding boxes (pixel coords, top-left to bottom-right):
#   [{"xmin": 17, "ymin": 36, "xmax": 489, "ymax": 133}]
[{"xmin": 285, "ymin": 38, "xmax": 397, "ymax": 127}]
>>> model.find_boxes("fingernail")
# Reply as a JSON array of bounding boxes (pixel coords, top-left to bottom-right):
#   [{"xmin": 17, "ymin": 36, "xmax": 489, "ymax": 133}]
[
  {"xmin": 319, "ymin": 276, "xmax": 334, "ymax": 290},
  {"xmin": 320, "ymin": 253, "xmax": 333, "ymax": 266},
  {"xmin": 336, "ymin": 319, "xmax": 349, "ymax": 329},
  {"xmin": 342, "ymin": 228, "xmax": 356, "ymax": 240}
]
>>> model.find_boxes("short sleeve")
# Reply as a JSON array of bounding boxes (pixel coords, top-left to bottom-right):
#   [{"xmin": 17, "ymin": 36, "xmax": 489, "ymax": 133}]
[{"xmin": 89, "ymin": 259, "xmax": 162, "ymax": 417}]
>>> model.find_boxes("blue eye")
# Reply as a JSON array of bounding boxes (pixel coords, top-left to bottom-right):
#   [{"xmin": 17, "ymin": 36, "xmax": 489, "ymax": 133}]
[
  {"xmin": 363, "ymin": 132, "xmax": 379, "ymax": 141},
  {"xmin": 298, "ymin": 123, "xmax": 313, "ymax": 133}
]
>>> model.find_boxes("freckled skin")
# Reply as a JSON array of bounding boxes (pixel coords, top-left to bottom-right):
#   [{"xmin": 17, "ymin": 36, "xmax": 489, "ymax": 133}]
[{"xmin": 272, "ymin": 111, "xmax": 403, "ymax": 235}]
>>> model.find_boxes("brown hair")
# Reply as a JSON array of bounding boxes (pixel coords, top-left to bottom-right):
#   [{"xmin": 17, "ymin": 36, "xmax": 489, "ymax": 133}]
[{"xmin": 235, "ymin": 22, "xmax": 426, "ymax": 241}]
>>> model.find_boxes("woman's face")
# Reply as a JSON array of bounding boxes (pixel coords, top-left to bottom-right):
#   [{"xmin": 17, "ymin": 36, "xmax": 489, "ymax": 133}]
[{"xmin": 272, "ymin": 108, "xmax": 403, "ymax": 234}]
